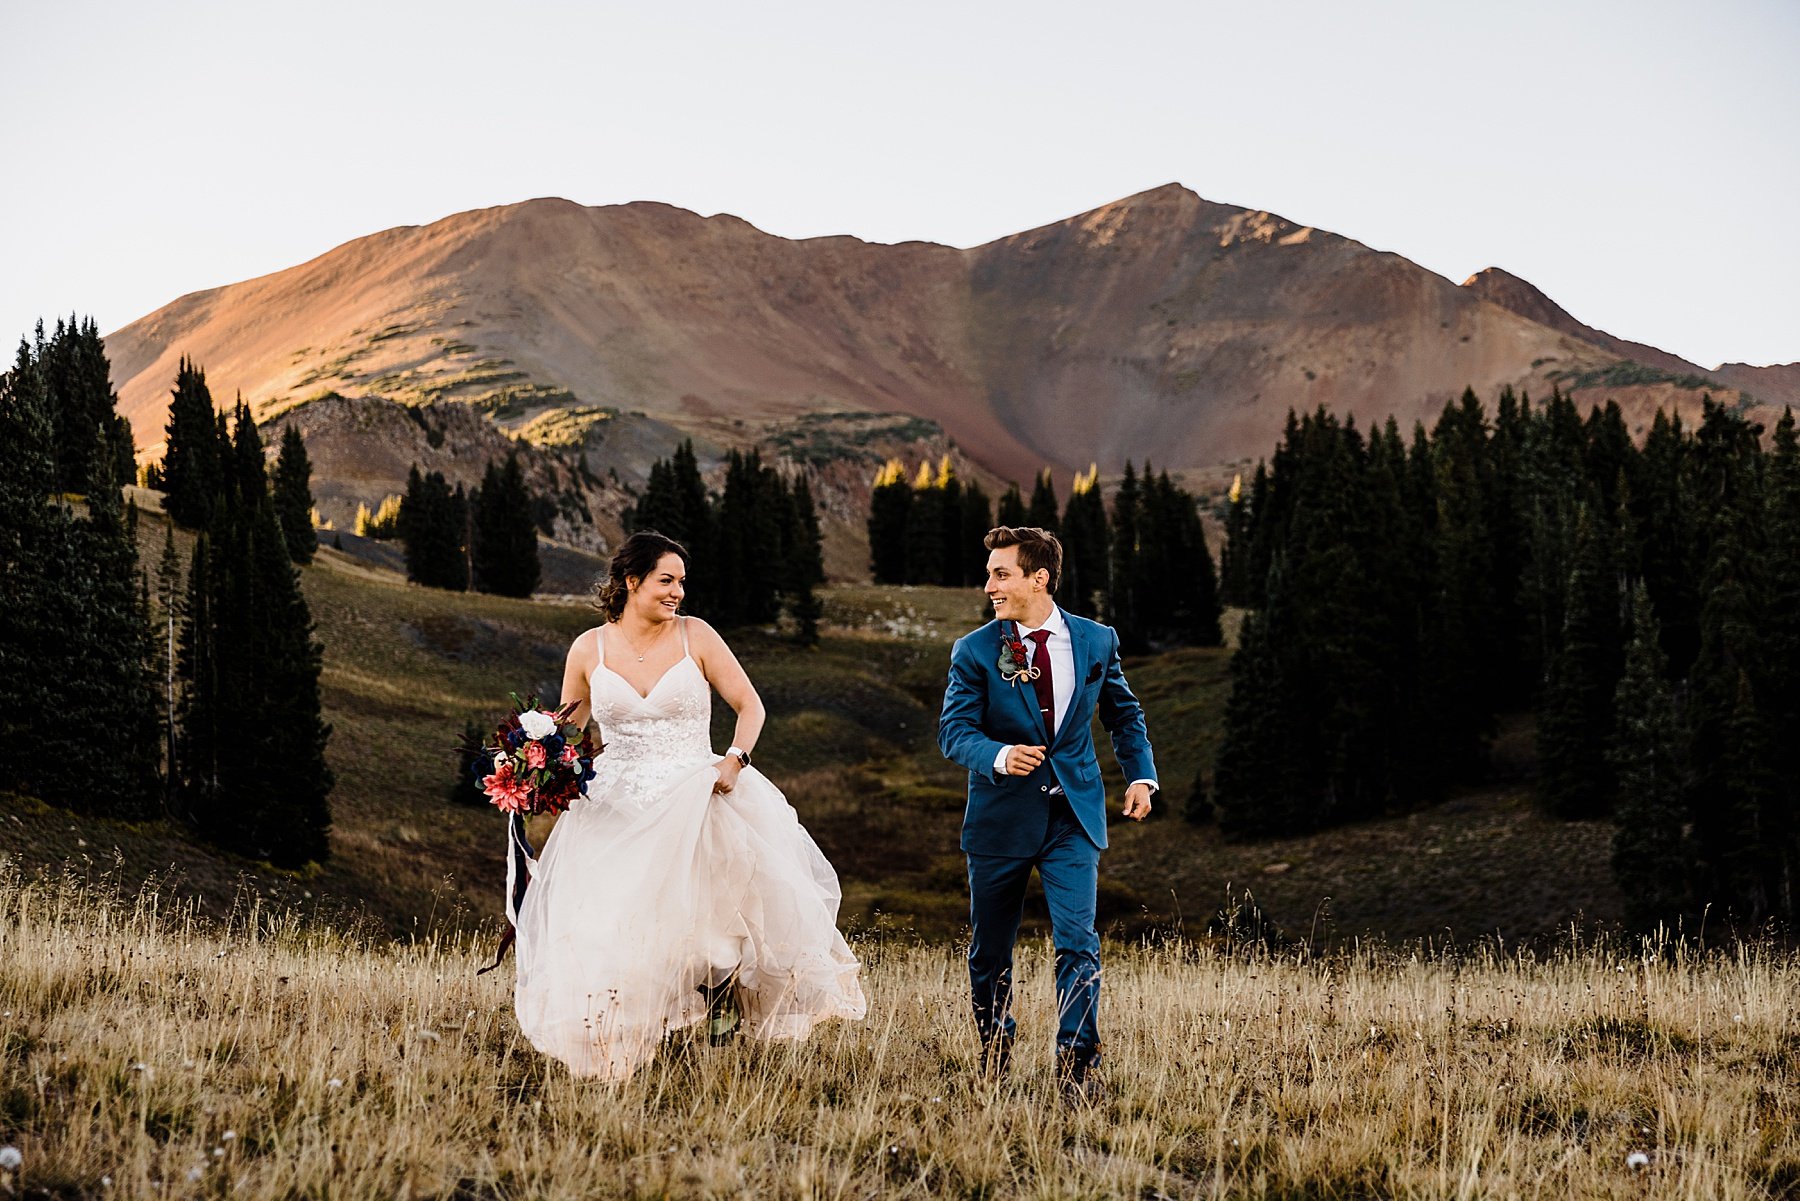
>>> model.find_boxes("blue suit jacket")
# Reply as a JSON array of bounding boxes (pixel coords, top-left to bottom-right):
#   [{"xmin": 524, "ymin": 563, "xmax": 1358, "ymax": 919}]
[{"xmin": 939, "ymin": 611, "xmax": 1157, "ymax": 857}]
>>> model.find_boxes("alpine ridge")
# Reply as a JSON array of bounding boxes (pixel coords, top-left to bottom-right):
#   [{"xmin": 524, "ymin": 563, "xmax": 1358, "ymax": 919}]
[{"xmin": 102, "ymin": 185, "xmax": 1786, "ymax": 556}]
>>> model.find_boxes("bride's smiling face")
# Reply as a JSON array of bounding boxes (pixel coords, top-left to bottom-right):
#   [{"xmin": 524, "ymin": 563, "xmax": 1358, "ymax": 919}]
[{"xmin": 627, "ymin": 553, "xmax": 686, "ymax": 622}]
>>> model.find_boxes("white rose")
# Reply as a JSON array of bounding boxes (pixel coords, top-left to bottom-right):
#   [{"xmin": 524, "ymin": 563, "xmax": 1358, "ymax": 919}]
[{"xmin": 519, "ymin": 710, "xmax": 557, "ymax": 740}]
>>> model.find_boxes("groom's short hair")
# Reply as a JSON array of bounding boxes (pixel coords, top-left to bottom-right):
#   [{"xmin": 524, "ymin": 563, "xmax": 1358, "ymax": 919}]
[{"xmin": 984, "ymin": 526, "xmax": 1062, "ymax": 592}]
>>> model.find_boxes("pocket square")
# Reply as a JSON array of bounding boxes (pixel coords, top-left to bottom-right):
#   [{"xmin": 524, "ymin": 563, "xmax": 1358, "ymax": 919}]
[{"xmin": 1085, "ymin": 663, "xmax": 1102, "ymax": 684}]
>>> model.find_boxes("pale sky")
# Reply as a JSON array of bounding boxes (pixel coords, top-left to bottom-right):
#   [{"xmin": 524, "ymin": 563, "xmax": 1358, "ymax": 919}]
[{"xmin": 2, "ymin": 0, "xmax": 1795, "ymax": 370}]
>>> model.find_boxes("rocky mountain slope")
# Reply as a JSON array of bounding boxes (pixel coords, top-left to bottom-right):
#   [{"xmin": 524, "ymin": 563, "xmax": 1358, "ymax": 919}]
[{"xmin": 103, "ymin": 185, "xmax": 1787, "ymax": 570}]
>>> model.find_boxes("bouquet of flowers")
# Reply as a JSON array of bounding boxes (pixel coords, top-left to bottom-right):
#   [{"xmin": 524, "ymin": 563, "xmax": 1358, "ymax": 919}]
[{"xmin": 460, "ymin": 693, "xmax": 600, "ymax": 817}]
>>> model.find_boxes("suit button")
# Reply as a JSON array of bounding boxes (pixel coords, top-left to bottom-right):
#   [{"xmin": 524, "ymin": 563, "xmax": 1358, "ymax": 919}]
[{"xmin": 1040, "ymin": 785, "xmax": 1048, "ymax": 792}]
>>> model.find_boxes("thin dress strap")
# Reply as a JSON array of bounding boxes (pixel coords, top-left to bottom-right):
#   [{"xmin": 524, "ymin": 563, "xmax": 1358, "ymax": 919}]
[{"xmin": 678, "ymin": 615, "xmax": 690, "ymax": 655}]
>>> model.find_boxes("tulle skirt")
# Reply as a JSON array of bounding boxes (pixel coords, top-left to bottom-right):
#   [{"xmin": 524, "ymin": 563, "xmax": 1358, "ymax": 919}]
[{"xmin": 512, "ymin": 756, "xmax": 866, "ymax": 1080}]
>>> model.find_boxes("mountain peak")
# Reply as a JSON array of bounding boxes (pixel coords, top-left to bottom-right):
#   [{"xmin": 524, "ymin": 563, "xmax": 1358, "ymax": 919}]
[
  {"xmin": 1461, "ymin": 267, "xmax": 1579, "ymax": 331},
  {"xmin": 1462, "ymin": 265, "xmax": 1714, "ymax": 380},
  {"xmin": 103, "ymin": 186, "xmax": 1784, "ymax": 510}
]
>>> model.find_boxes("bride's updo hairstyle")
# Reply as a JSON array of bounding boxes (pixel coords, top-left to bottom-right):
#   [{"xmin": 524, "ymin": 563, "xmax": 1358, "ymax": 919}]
[{"xmin": 594, "ymin": 531, "xmax": 689, "ymax": 622}]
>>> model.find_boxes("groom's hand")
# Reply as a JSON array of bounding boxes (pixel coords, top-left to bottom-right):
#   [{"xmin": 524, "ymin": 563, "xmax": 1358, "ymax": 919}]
[
  {"xmin": 1121, "ymin": 782, "xmax": 1154, "ymax": 821},
  {"xmin": 1003, "ymin": 745, "xmax": 1047, "ymax": 776}
]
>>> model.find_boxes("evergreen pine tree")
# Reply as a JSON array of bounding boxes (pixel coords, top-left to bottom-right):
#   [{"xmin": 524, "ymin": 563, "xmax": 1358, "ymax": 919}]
[
  {"xmin": 153, "ymin": 520, "xmax": 182, "ymax": 786},
  {"xmin": 272, "ymin": 425, "xmax": 317, "ymax": 564},
  {"xmin": 1760, "ymin": 409, "xmax": 1800, "ymax": 920},
  {"xmin": 669, "ymin": 441, "xmax": 715, "ymax": 614},
  {"xmin": 630, "ymin": 457, "xmax": 683, "ymax": 537},
  {"xmin": 471, "ymin": 452, "xmax": 540, "ymax": 598},
  {"xmin": 713, "ymin": 449, "xmax": 783, "ymax": 626},
  {"xmin": 1215, "ymin": 559, "xmax": 1309, "ymax": 837},
  {"xmin": 1610, "ymin": 581, "xmax": 1691, "ymax": 932},
  {"xmin": 1185, "ymin": 503, "xmax": 1225, "ymax": 647},
  {"xmin": 867, "ymin": 459, "xmax": 911, "ymax": 585},
  {"xmin": 160, "ymin": 357, "xmax": 222, "ymax": 528},
  {"xmin": 1059, "ymin": 465, "xmax": 1109, "ymax": 618},
  {"xmin": 1242, "ymin": 460, "xmax": 1274, "ymax": 609},
  {"xmin": 1633, "ymin": 409, "xmax": 1701, "ymax": 680},
  {"xmin": 1161, "ymin": 471, "xmax": 1223, "ymax": 646},
  {"xmin": 671, "ymin": 441, "xmax": 711, "ymax": 547},
  {"xmin": 996, "ymin": 482, "xmax": 1027, "ymax": 528},
  {"xmin": 230, "ymin": 396, "xmax": 267, "ymax": 506},
  {"xmin": 240, "ymin": 494, "xmax": 333, "ymax": 865},
  {"xmin": 71, "ymin": 449, "xmax": 163, "ymax": 816},
  {"xmin": 37, "ymin": 316, "xmax": 133, "ymax": 497},
  {"xmin": 1584, "ymin": 400, "xmax": 1635, "ymax": 518},
  {"xmin": 787, "ymin": 473, "xmax": 825, "ymax": 645},
  {"xmin": 176, "ymin": 497, "xmax": 332, "ymax": 865},
  {"xmin": 1683, "ymin": 402, "xmax": 1775, "ymax": 921},
  {"xmin": 1487, "ymin": 387, "xmax": 1537, "ymax": 707},
  {"xmin": 1518, "ymin": 389, "xmax": 1588, "ymax": 683},
  {"xmin": 1218, "ymin": 472, "xmax": 1252, "ymax": 607},
  {"xmin": 903, "ymin": 460, "xmax": 946, "ymax": 586},
  {"xmin": 399, "ymin": 466, "xmax": 470, "ymax": 591},
  {"xmin": 1275, "ymin": 411, "xmax": 1384, "ymax": 822},
  {"xmin": 174, "ymin": 530, "xmax": 224, "ymax": 828},
  {"xmin": 0, "ymin": 339, "xmax": 62, "ymax": 801},
  {"xmin": 1026, "ymin": 468, "xmax": 1060, "ymax": 533},
  {"xmin": 1107, "ymin": 462, "xmax": 1144, "ymax": 652},
  {"xmin": 1420, "ymin": 395, "xmax": 1497, "ymax": 783},
  {"xmin": 958, "ymin": 479, "xmax": 993, "ymax": 586},
  {"xmin": 935, "ymin": 457, "xmax": 964, "ymax": 587},
  {"xmin": 2, "ymin": 332, "xmax": 162, "ymax": 815},
  {"xmin": 1536, "ymin": 502, "xmax": 1625, "ymax": 819},
  {"xmin": 1364, "ymin": 417, "xmax": 1433, "ymax": 808}
]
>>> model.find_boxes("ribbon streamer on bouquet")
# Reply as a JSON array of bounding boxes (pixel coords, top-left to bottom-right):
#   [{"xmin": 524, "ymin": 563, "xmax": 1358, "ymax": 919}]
[{"xmin": 476, "ymin": 811, "xmax": 538, "ymax": 975}]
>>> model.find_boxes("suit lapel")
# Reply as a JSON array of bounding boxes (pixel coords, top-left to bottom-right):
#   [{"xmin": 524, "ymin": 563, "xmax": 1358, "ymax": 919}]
[
  {"xmin": 999, "ymin": 622, "xmax": 1050, "ymax": 743},
  {"xmin": 1052, "ymin": 616, "xmax": 1097, "ymax": 748}
]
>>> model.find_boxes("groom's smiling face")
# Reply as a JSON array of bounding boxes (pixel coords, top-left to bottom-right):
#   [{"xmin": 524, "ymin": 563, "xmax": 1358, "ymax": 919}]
[{"xmin": 985, "ymin": 546, "xmax": 1051, "ymax": 624}]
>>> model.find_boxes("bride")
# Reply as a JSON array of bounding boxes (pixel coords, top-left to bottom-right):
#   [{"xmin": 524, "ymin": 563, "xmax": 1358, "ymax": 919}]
[{"xmin": 512, "ymin": 531, "xmax": 866, "ymax": 1079}]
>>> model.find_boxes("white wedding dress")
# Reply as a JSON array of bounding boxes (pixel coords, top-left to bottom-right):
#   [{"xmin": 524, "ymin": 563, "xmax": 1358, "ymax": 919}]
[{"xmin": 512, "ymin": 619, "xmax": 866, "ymax": 1080}]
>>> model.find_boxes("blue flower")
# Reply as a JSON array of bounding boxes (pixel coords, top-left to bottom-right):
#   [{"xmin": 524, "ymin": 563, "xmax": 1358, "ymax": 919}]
[{"xmin": 543, "ymin": 733, "xmax": 565, "ymax": 755}]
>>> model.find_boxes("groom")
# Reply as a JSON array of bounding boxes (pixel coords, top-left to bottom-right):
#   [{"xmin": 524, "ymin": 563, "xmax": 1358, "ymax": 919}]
[{"xmin": 938, "ymin": 525, "xmax": 1157, "ymax": 1103}]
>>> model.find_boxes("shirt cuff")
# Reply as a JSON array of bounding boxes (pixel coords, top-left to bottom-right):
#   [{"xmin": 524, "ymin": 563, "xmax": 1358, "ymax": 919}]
[
  {"xmin": 1129, "ymin": 778, "xmax": 1159, "ymax": 792},
  {"xmin": 993, "ymin": 746, "xmax": 1011, "ymax": 776}
]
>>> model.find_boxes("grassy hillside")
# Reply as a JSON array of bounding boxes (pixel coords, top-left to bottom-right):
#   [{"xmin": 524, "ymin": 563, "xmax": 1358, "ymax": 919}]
[
  {"xmin": 0, "ymin": 508, "xmax": 1621, "ymax": 944},
  {"xmin": 3, "ymin": 871, "xmax": 1793, "ymax": 1199}
]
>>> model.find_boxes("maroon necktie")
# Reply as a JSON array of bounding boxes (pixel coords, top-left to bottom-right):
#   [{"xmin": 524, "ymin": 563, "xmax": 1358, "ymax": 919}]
[{"xmin": 1026, "ymin": 629, "xmax": 1055, "ymax": 737}]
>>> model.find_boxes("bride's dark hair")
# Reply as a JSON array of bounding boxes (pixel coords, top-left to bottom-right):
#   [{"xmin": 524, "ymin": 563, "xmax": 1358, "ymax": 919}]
[{"xmin": 594, "ymin": 531, "xmax": 689, "ymax": 621}]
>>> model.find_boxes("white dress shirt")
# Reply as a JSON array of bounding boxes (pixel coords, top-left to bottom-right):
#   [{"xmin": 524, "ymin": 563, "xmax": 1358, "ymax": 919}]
[{"xmin": 992, "ymin": 605, "xmax": 1157, "ymax": 793}]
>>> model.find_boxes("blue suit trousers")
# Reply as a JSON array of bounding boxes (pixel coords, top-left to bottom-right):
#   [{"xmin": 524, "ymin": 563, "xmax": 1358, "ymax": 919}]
[{"xmin": 966, "ymin": 796, "xmax": 1102, "ymax": 1066}]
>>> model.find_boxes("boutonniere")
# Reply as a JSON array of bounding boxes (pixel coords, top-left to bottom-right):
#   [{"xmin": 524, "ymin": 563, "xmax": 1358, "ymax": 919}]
[{"xmin": 998, "ymin": 622, "xmax": 1041, "ymax": 687}]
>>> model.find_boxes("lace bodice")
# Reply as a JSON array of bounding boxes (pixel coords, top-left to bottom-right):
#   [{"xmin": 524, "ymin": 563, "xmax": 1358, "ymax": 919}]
[{"xmin": 583, "ymin": 621, "xmax": 714, "ymax": 803}]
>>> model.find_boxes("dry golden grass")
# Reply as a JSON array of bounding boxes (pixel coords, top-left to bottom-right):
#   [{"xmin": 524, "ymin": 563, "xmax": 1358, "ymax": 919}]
[{"xmin": 5, "ymin": 871, "xmax": 1800, "ymax": 1199}]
